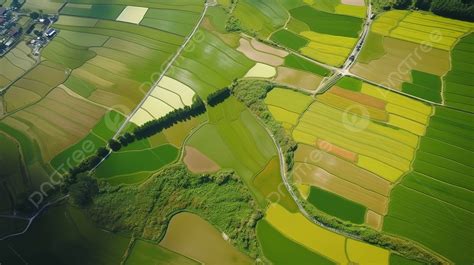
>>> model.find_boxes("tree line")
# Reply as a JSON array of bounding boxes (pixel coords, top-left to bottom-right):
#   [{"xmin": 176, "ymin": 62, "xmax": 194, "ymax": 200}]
[
  {"xmin": 61, "ymin": 89, "xmax": 234, "ymax": 203},
  {"xmin": 207, "ymin": 87, "xmax": 231, "ymax": 107}
]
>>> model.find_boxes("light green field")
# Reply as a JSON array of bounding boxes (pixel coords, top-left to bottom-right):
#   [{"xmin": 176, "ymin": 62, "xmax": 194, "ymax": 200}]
[
  {"xmin": 187, "ymin": 97, "xmax": 277, "ymax": 206},
  {"xmin": 169, "ymin": 29, "xmax": 254, "ymax": 97}
]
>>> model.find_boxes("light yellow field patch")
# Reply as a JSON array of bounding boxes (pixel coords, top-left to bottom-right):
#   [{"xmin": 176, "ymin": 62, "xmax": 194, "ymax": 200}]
[
  {"xmin": 347, "ymin": 238, "xmax": 390, "ymax": 264},
  {"xmin": 158, "ymin": 76, "xmax": 195, "ymax": 105},
  {"xmin": 244, "ymin": 63, "xmax": 276, "ymax": 78},
  {"xmin": 357, "ymin": 155, "xmax": 403, "ymax": 182},
  {"xmin": 335, "ymin": 4, "xmax": 366, "ymax": 18},
  {"xmin": 341, "ymin": 0, "xmax": 365, "ymax": 6},
  {"xmin": 361, "ymin": 83, "xmax": 432, "ymax": 115},
  {"xmin": 266, "ymin": 203, "xmax": 348, "ymax": 264},
  {"xmin": 142, "ymin": 96, "xmax": 174, "ymax": 119},
  {"xmin": 130, "ymin": 108, "xmax": 154, "ymax": 126},
  {"xmin": 151, "ymin": 86, "xmax": 184, "ymax": 109},
  {"xmin": 267, "ymin": 105, "xmax": 300, "ymax": 126},
  {"xmin": 116, "ymin": 6, "xmax": 148, "ymax": 24},
  {"xmin": 386, "ymin": 103, "xmax": 430, "ymax": 124},
  {"xmin": 388, "ymin": 114, "xmax": 427, "ymax": 136},
  {"xmin": 237, "ymin": 38, "xmax": 284, "ymax": 66}
]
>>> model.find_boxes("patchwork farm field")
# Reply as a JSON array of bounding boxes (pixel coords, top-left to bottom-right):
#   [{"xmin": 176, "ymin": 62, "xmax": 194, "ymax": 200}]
[
  {"xmin": 266, "ymin": 2, "xmax": 365, "ymax": 66},
  {"xmin": 353, "ymin": 10, "xmax": 474, "ymax": 104},
  {"xmin": 1, "ymin": 0, "xmax": 473, "ymax": 264}
]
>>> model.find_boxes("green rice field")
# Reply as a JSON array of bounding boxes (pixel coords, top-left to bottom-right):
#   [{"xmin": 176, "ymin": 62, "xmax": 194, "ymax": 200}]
[{"xmin": 384, "ymin": 107, "xmax": 474, "ymax": 265}]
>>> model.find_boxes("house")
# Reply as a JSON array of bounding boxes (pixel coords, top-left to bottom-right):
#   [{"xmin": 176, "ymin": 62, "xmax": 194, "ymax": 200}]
[
  {"xmin": 45, "ymin": 28, "xmax": 56, "ymax": 38},
  {"xmin": 5, "ymin": 37, "xmax": 15, "ymax": 47},
  {"xmin": 0, "ymin": 7, "xmax": 6, "ymax": 16}
]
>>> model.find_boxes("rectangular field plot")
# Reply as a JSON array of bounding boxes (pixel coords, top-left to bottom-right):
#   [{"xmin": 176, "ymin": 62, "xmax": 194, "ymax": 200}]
[
  {"xmin": 307, "ymin": 186, "xmax": 367, "ymax": 223},
  {"xmin": 116, "ymin": 6, "xmax": 148, "ymax": 24}
]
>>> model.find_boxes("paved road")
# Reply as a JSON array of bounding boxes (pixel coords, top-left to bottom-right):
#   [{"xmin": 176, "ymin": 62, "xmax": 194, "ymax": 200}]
[{"xmin": 314, "ymin": 3, "xmax": 373, "ymax": 95}]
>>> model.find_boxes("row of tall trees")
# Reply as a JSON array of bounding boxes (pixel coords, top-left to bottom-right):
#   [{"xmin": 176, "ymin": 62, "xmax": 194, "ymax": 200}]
[{"xmin": 207, "ymin": 87, "xmax": 231, "ymax": 106}]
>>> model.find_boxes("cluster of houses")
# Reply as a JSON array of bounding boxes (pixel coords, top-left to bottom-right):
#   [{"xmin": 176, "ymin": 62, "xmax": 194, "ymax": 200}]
[
  {"xmin": 0, "ymin": 6, "xmax": 23, "ymax": 54},
  {"xmin": 0, "ymin": 3, "xmax": 58, "ymax": 57}
]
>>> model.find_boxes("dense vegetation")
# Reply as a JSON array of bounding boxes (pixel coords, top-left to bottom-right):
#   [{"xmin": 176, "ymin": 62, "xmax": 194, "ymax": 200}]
[
  {"xmin": 86, "ymin": 165, "xmax": 263, "ymax": 258},
  {"xmin": 374, "ymin": 0, "xmax": 474, "ymax": 21}
]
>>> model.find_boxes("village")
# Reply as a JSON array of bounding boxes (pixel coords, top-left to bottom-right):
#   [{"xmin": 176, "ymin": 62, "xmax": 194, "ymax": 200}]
[{"xmin": 0, "ymin": 0, "xmax": 58, "ymax": 57}]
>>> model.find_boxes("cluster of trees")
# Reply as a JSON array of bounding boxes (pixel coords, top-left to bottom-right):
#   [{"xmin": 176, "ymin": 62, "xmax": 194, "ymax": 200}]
[
  {"xmin": 207, "ymin": 87, "xmax": 231, "ymax": 106},
  {"xmin": 378, "ymin": 0, "xmax": 473, "ymax": 21},
  {"xmin": 87, "ymin": 165, "xmax": 262, "ymax": 258},
  {"xmin": 68, "ymin": 173, "xmax": 99, "ymax": 207}
]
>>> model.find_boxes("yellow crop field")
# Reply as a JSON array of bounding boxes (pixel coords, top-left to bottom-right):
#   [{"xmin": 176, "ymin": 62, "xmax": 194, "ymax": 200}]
[
  {"xmin": 306, "ymin": 42, "xmax": 352, "ymax": 56},
  {"xmin": 317, "ymin": 92, "xmax": 388, "ymax": 121},
  {"xmin": 292, "ymin": 129, "xmax": 316, "ymax": 146},
  {"xmin": 357, "ymin": 155, "xmax": 404, "ymax": 182},
  {"xmin": 300, "ymin": 47, "xmax": 346, "ymax": 67},
  {"xmin": 296, "ymin": 183, "xmax": 310, "ymax": 199},
  {"xmin": 389, "ymin": 28, "xmax": 455, "ymax": 50},
  {"xmin": 388, "ymin": 114, "xmax": 427, "ymax": 136},
  {"xmin": 264, "ymin": 88, "xmax": 313, "ymax": 114},
  {"xmin": 398, "ymin": 21, "xmax": 466, "ymax": 38},
  {"xmin": 335, "ymin": 4, "xmax": 366, "ymax": 18},
  {"xmin": 371, "ymin": 10, "xmax": 407, "ymax": 35},
  {"xmin": 265, "ymin": 203, "xmax": 348, "ymax": 264},
  {"xmin": 300, "ymin": 31, "xmax": 357, "ymax": 49},
  {"xmin": 373, "ymin": 11, "xmax": 473, "ymax": 50},
  {"xmin": 267, "ymin": 105, "xmax": 300, "ymax": 126},
  {"xmin": 386, "ymin": 103, "xmax": 430, "ymax": 124},
  {"xmin": 296, "ymin": 116, "xmax": 414, "ymax": 169},
  {"xmin": 347, "ymin": 238, "xmax": 390, "ymax": 264},
  {"xmin": 361, "ymin": 83, "xmax": 432, "ymax": 115},
  {"xmin": 266, "ymin": 203, "xmax": 389, "ymax": 264},
  {"xmin": 367, "ymin": 122, "xmax": 419, "ymax": 148}
]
